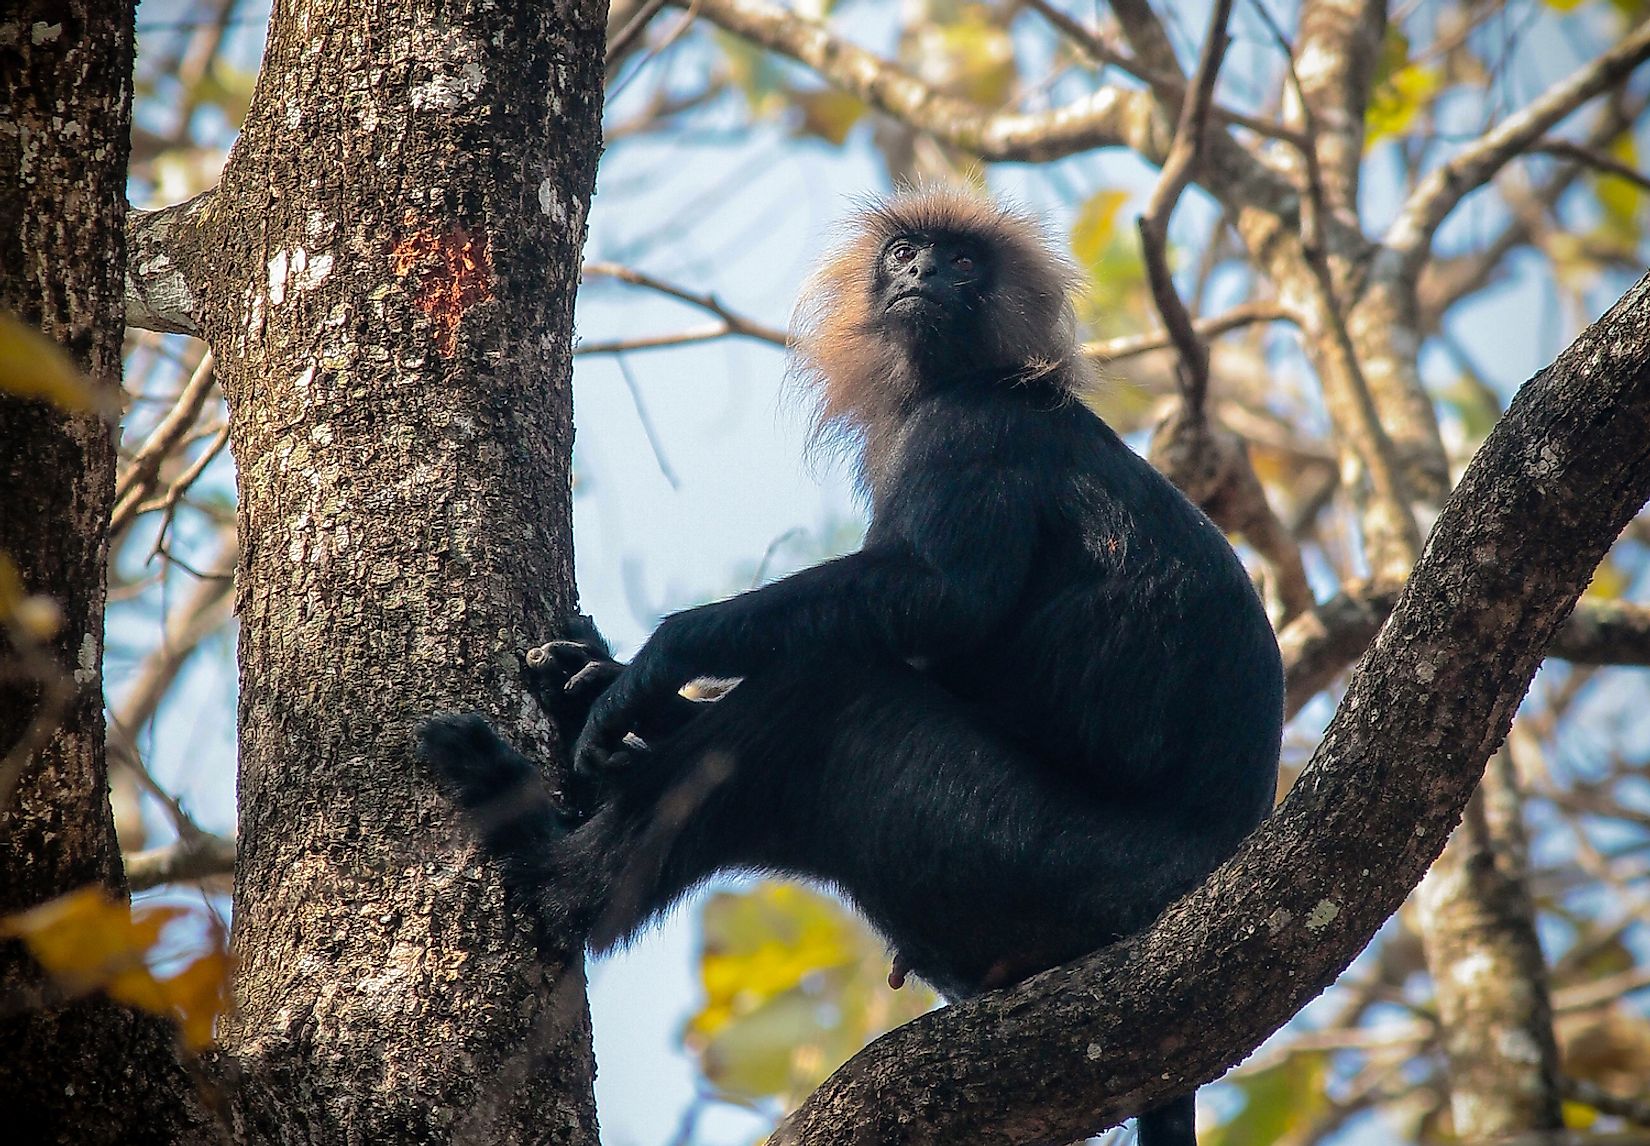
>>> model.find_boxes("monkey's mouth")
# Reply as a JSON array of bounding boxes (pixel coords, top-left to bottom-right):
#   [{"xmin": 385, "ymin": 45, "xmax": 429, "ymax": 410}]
[{"xmin": 887, "ymin": 290, "xmax": 943, "ymax": 313}]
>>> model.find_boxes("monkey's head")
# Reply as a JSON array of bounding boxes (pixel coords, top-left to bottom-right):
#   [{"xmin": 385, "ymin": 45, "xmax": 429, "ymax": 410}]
[{"xmin": 792, "ymin": 186, "xmax": 1088, "ymax": 462}]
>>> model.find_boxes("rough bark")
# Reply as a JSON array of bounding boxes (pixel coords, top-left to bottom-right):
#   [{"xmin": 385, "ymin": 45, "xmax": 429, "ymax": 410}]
[
  {"xmin": 166, "ymin": 0, "xmax": 608, "ymax": 1140},
  {"xmin": 773, "ymin": 275, "xmax": 1650, "ymax": 1143},
  {"xmin": 0, "ymin": 2, "xmax": 218, "ymax": 1140},
  {"xmin": 1418, "ymin": 749, "xmax": 1564, "ymax": 1138}
]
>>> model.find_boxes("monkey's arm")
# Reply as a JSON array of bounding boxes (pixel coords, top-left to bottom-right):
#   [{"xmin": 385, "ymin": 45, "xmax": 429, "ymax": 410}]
[{"xmin": 574, "ymin": 416, "xmax": 1044, "ymax": 774}]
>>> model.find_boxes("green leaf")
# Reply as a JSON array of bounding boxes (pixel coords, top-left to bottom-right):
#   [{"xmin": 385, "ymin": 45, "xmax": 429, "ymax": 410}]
[{"xmin": 1205, "ymin": 1052, "xmax": 1332, "ymax": 1146}]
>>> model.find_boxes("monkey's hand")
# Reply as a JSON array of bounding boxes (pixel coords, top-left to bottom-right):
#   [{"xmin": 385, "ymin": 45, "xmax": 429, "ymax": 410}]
[
  {"xmin": 523, "ymin": 637, "xmax": 623, "ymax": 748},
  {"xmin": 572, "ymin": 618, "xmax": 694, "ymax": 778}
]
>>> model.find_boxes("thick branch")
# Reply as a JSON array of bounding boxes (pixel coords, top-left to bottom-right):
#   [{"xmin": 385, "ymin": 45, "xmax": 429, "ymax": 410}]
[
  {"xmin": 1384, "ymin": 22, "xmax": 1650, "ymax": 274},
  {"xmin": 1281, "ymin": 594, "xmax": 1650, "ymax": 717},
  {"xmin": 124, "ymin": 832, "xmax": 237, "ymax": 892},
  {"xmin": 124, "ymin": 191, "xmax": 216, "ymax": 337},
  {"xmin": 775, "ymin": 276, "xmax": 1650, "ymax": 1143},
  {"xmin": 670, "ymin": 0, "xmax": 1151, "ymax": 161},
  {"xmin": 1289, "ymin": 0, "xmax": 1386, "ymax": 217}
]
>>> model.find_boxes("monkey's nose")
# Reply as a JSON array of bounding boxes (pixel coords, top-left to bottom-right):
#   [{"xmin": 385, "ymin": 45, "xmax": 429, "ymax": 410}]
[{"xmin": 910, "ymin": 250, "xmax": 940, "ymax": 278}]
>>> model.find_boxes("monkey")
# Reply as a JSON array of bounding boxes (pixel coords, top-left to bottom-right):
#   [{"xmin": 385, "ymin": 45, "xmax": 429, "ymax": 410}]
[{"xmin": 420, "ymin": 186, "xmax": 1284, "ymax": 1146}]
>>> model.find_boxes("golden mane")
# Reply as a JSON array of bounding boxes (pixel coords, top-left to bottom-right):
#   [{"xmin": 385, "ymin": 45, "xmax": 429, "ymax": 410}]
[{"xmin": 789, "ymin": 186, "xmax": 1090, "ymax": 473}]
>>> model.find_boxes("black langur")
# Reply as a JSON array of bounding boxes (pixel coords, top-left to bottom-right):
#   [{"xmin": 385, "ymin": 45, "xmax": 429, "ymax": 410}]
[{"xmin": 420, "ymin": 187, "xmax": 1284, "ymax": 1146}]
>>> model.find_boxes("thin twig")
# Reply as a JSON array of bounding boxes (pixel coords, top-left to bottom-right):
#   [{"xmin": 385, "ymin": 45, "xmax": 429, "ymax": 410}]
[
  {"xmin": 1025, "ymin": 0, "xmax": 1308, "ymax": 146},
  {"xmin": 581, "ymin": 261, "xmax": 789, "ymax": 346},
  {"xmin": 1134, "ymin": 0, "xmax": 1234, "ymax": 412},
  {"xmin": 142, "ymin": 422, "xmax": 232, "ymax": 562},
  {"xmin": 110, "ymin": 351, "xmax": 217, "ymax": 540},
  {"xmin": 1532, "ymin": 138, "xmax": 1650, "ymax": 194},
  {"xmin": 614, "ymin": 356, "xmax": 681, "ymax": 490},
  {"xmin": 1385, "ymin": 19, "xmax": 1650, "ymax": 273},
  {"xmin": 1082, "ymin": 300, "xmax": 1289, "ymax": 363}
]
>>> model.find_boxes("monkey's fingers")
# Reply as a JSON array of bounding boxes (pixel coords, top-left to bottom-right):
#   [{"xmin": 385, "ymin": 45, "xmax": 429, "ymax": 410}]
[{"xmin": 566, "ymin": 659, "xmax": 621, "ymax": 699}]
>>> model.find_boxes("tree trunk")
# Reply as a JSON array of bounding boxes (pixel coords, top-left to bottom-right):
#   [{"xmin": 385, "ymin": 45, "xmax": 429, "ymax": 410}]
[
  {"xmin": 127, "ymin": 0, "xmax": 610, "ymax": 1139},
  {"xmin": 0, "ymin": 3, "xmax": 217, "ymax": 1140},
  {"xmin": 1418, "ymin": 748, "xmax": 1564, "ymax": 1139}
]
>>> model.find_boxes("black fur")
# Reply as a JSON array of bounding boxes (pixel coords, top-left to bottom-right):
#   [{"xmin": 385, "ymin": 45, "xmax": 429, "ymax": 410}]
[{"xmin": 420, "ymin": 210, "xmax": 1284, "ymax": 1146}]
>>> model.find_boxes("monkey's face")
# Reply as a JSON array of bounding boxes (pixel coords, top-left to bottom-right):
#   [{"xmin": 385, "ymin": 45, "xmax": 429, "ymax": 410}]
[{"xmin": 875, "ymin": 231, "xmax": 991, "ymax": 367}]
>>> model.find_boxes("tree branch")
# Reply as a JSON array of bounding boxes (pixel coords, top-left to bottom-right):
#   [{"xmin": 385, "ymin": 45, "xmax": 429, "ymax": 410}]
[
  {"xmin": 1280, "ymin": 594, "xmax": 1650, "ymax": 717},
  {"xmin": 1081, "ymin": 300, "xmax": 1290, "ymax": 363},
  {"xmin": 1384, "ymin": 22, "xmax": 1650, "ymax": 275},
  {"xmin": 580, "ymin": 261, "xmax": 789, "ymax": 348},
  {"xmin": 110, "ymin": 350, "xmax": 217, "ymax": 539},
  {"xmin": 774, "ymin": 274, "xmax": 1650, "ymax": 1143},
  {"xmin": 125, "ymin": 191, "xmax": 216, "ymax": 337},
  {"xmin": 124, "ymin": 832, "xmax": 237, "ymax": 892},
  {"xmin": 1289, "ymin": 0, "xmax": 1387, "ymax": 218},
  {"xmin": 667, "ymin": 0, "xmax": 1151, "ymax": 162}
]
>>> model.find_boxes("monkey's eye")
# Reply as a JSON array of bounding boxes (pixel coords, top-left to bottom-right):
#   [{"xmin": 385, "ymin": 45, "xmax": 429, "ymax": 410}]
[
  {"xmin": 952, "ymin": 253, "xmax": 975, "ymax": 272},
  {"xmin": 888, "ymin": 241, "xmax": 917, "ymax": 264}
]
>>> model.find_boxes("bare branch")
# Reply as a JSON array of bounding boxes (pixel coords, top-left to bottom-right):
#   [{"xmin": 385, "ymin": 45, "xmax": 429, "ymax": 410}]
[
  {"xmin": 124, "ymin": 832, "xmax": 237, "ymax": 892},
  {"xmin": 110, "ymin": 532, "xmax": 236, "ymax": 737},
  {"xmin": 110, "ymin": 351, "xmax": 217, "ymax": 540},
  {"xmin": 1135, "ymin": 0, "xmax": 1233, "ymax": 412},
  {"xmin": 1532, "ymin": 138, "xmax": 1650, "ymax": 194},
  {"xmin": 1024, "ymin": 0, "xmax": 1308, "ymax": 145},
  {"xmin": 581, "ymin": 261, "xmax": 789, "ymax": 349},
  {"xmin": 1384, "ymin": 22, "xmax": 1650, "ymax": 273},
  {"xmin": 1281, "ymin": 594, "xmax": 1650, "ymax": 718},
  {"xmin": 666, "ymin": 0, "xmax": 1152, "ymax": 162},
  {"xmin": 1259, "ymin": 4, "xmax": 1423, "ymax": 580},
  {"xmin": 1288, "ymin": 0, "xmax": 1387, "ymax": 217},
  {"xmin": 1082, "ymin": 300, "xmax": 1290, "ymax": 363}
]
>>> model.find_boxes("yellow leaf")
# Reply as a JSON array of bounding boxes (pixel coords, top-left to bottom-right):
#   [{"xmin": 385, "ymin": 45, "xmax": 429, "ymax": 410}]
[
  {"xmin": 162, "ymin": 949, "xmax": 234, "ymax": 1051},
  {"xmin": 1561, "ymin": 1099, "xmax": 1599, "ymax": 1128},
  {"xmin": 0, "ymin": 888, "xmax": 181, "ymax": 994},
  {"xmin": 1366, "ymin": 28, "xmax": 1442, "ymax": 148},
  {"xmin": 1070, "ymin": 190, "xmax": 1130, "ymax": 268},
  {"xmin": 792, "ymin": 88, "xmax": 866, "ymax": 146},
  {"xmin": 1583, "ymin": 558, "xmax": 1627, "ymax": 601},
  {"xmin": 911, "ymin": 6, "xmax": 1017, "ymax": 107},
  {"xmin": 1595, "ymin": 132, "xmax": 1645, "ymax": 245},
  {"xmin": 1070, "ymin": 189, "xmax": 1150, "ymax": 340},
  {"xmin": 1, "ymin": 887, "xmax": 232, "ymax": 1052},
  {"xmin": 685, "ymin": 883, "xmax": 933, "ymax": 1106},
  {"xmin": 0, "ymin": 311, "xmax": 112, "ymax": 414}
]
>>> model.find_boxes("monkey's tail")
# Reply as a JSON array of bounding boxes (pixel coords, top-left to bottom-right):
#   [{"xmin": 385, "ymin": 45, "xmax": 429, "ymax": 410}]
[{"xmin": 1136, "ymin": 1092, "xmax": 1196, "ymax": 1146}]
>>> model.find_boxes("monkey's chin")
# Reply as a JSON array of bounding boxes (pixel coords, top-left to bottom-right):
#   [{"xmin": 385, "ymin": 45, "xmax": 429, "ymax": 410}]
[{"xmin": 886, "ymin": 293, "xmax": 943, "ymax": 316}]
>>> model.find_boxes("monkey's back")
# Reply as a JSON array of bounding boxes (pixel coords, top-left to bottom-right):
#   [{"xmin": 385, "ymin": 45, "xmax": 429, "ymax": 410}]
[{"xmin": 876, "ymin": 376, "xmax": 1283, "ymax": 920}]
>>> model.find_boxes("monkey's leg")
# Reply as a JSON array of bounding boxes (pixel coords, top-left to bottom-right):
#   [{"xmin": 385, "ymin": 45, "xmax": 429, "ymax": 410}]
[{"xmin": 566, "ymin": 657, "xmax": 1182, "ymax": 980}]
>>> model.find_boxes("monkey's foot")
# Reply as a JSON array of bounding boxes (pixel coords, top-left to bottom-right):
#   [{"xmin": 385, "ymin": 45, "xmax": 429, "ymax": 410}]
[{"xmin": 418, "ymin": 713, "xmax": 577, "ymax": 843}]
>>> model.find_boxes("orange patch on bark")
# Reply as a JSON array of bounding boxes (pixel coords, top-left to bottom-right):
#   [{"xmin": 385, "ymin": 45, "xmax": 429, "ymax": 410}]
[{"xmin": 391, "ymin": 216, "xmax": 494, "ymax": 357}]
